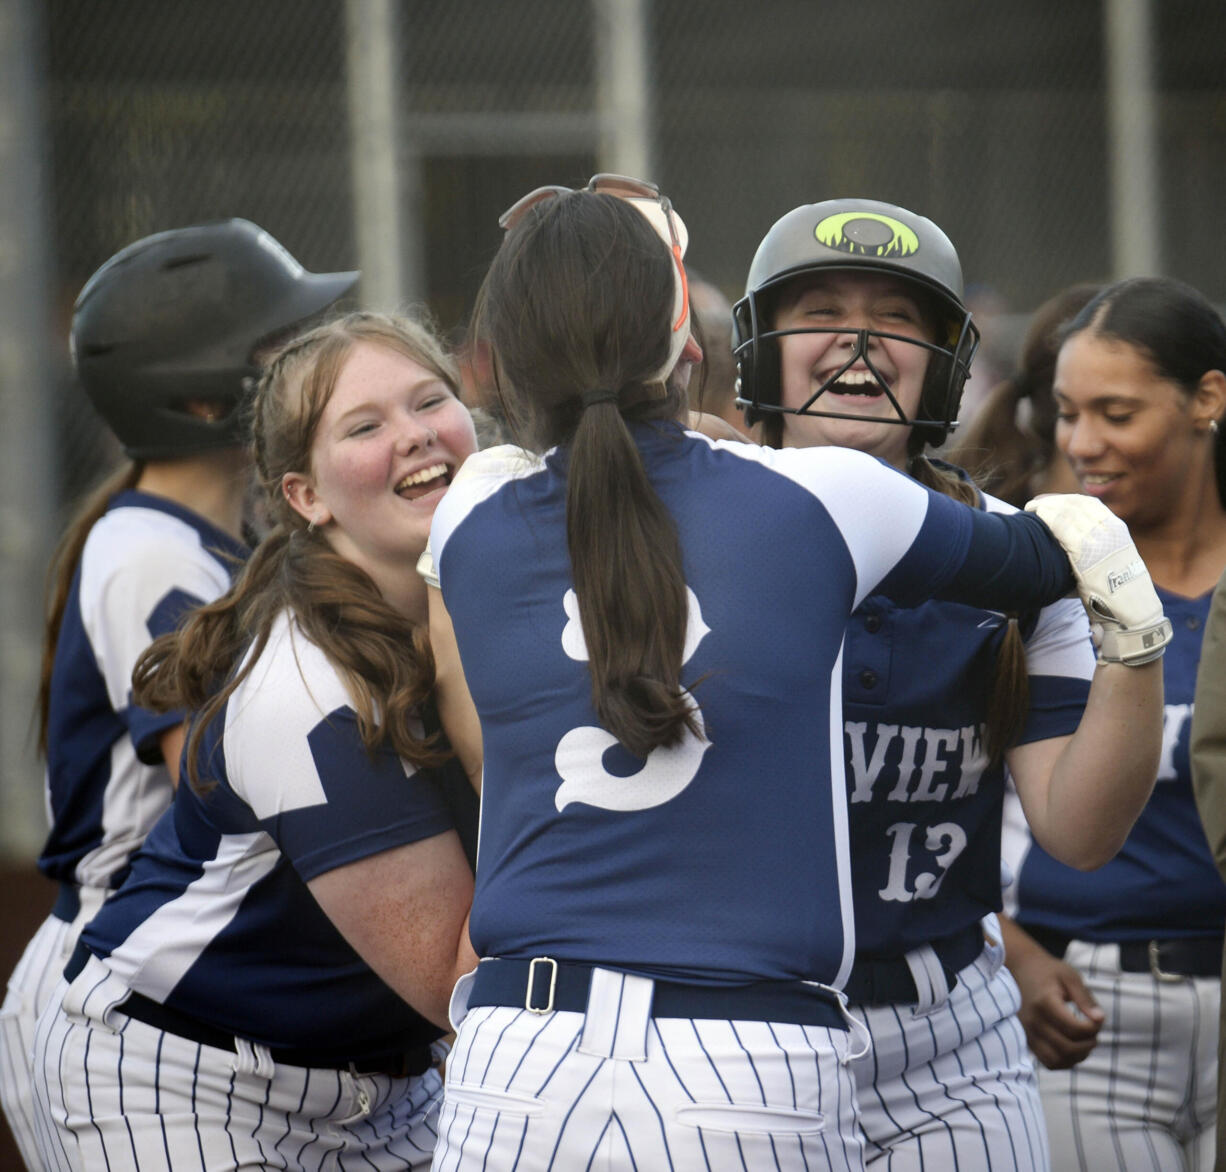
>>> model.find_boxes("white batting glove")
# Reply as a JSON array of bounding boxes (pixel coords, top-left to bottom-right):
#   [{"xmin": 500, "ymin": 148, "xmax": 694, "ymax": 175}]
[{"xmin": 1024, "ymin": 494, "xmax": 1172, "ymax": 666}]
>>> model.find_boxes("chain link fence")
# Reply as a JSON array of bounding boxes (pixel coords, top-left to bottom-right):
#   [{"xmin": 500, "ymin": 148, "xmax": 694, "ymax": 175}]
[
  {"xmin": 43, "ymin": 0, "xmax": 1226, "ymax": 444},
  {"xmin": 3, "ymin": 0, "xmax": 1225, "ymax": 853}
]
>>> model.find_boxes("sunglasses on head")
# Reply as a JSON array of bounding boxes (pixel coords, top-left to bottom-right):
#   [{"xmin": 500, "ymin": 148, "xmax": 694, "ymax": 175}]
[{"xmin": 498, "ymin": 173, "xmax": 689, "ymax": 334}]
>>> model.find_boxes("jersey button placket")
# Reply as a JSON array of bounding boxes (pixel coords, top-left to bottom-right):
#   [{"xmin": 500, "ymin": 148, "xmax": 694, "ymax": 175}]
[{"xmin": 847, "ymin": 606, "xmax": 890, "ymax": 704}]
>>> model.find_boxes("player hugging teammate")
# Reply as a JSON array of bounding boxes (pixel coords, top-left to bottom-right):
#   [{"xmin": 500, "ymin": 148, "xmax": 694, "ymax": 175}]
[{"xmin": 9, "ymin": 191, "xmax": 1188, "ymax": 1172}]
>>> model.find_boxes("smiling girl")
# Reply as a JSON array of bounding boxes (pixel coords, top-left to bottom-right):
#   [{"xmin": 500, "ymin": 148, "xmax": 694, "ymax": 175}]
[
  {"xmin": 734, "ymin": 199, "xmax": 1166, "ymax": 1169},
  {"xmin": 30, "ymin": 311, "xmax": 480, "ymax": 1172},
  {"xmin": 1006, "ymin": 276, "xmax": 1226, "ymax": 1169}
]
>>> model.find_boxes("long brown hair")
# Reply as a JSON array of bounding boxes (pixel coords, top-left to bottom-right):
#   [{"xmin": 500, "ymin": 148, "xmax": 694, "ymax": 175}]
[
  {"xmin": 472, "ymin": 191, "xmax": 698, "ymax": 759},
  {"xmin": 37, "ymin": 460, "xmax": 142, "ymax": 753},
  {"xmin": 133, "ymin": 311, "xmax": 460, "ymax": 790}
]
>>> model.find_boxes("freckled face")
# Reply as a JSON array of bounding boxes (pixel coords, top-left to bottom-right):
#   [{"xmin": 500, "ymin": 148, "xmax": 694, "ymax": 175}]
[
  {"xmin": 293, "ymin": 341, "xmax": 478, "ymax": 575},
  {"xmin": 774, "ymin": 272, "xmax": 935, "ymax": 467},
  {"xmin": 1054, "ymin": 332, "xmax": 1206, "ymax": 531}
]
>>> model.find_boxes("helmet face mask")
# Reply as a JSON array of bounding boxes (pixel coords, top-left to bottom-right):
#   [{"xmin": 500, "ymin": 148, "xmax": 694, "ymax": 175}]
[
  {"xmin": 733, "ymin": 199, "xmax": 979, "ymax": 449},
  {"xmin": 71, "ymin": 219, "xmax": 359, "ymax": 461}
]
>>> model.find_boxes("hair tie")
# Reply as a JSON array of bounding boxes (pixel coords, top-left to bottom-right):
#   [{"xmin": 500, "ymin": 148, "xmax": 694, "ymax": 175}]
[{"xmin": 581, "ymin": 388, "xmax": 620, "ymax": 409}]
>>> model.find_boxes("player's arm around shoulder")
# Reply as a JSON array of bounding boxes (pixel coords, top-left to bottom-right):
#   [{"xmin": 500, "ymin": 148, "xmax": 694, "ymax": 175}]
[
  {"xmin": 1192, "ymin": 568, "xmax": 1226, "ymax": 878},
  {"xmin": 232, "ymin": 622, "xmax": 477, "ymax": 1027}
]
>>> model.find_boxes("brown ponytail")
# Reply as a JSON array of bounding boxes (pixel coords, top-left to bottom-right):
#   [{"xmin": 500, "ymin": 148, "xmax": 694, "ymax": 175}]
[
  {"xmin": 948, "ymin": 282, "xmax": 1102, "ymax": 508},
  {"xmin": 567, "ymin": 398, "xmax": 700, "ymax": 758},
  {"xmin": 475, "ymin": 190, "xmax": 699, "ymax": 758}
]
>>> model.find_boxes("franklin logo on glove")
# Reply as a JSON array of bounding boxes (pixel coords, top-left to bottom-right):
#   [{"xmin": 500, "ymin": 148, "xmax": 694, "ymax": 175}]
[{"xmin": 1107, "ymin": 560, "xmax": 1146, "ymax": 593}]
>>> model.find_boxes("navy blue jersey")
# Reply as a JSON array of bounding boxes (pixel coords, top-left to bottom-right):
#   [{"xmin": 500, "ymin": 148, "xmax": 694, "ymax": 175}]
[
  {"xmin": 845, "ymin": 491, "xmax": 1094, "ymax": 958},
  {"xmin": 1012, "ymin": 586, "xmax": 1226, "ymax": 940},
  {"xmin": 39, "ymin": 491, "xmax": 247, "ymax": 889},
  {"xmin": 79, "ymin": 611, "xmax": 473, "ymax": 1058},
  {"xmin": 427, "ymin": 425, "xmax": 1074, "ymax": 991}
]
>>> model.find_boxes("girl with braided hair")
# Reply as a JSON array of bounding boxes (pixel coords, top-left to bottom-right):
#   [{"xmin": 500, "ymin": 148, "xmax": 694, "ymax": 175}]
[{"xmin": 31, "ymin": 310, "xmax": 479, "ymax": 1172}]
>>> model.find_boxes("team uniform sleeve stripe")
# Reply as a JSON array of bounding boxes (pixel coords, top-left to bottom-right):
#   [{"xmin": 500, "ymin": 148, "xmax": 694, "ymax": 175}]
[
  {"xmin": 265, "ymin": 705, "xmax": 455, "ymax": 881},
  {"xmin": 765, "ymin": 447, "xmax": 943, "ymax": 607},
  {"xmin": 1016, "ymin": 673, "xmax": 1094, "ymax": 745}
]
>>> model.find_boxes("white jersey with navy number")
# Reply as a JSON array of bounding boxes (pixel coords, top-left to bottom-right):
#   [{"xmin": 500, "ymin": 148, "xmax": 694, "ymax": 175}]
[
  {"xmin": 74, "ymin": 610, "xmax": 471, "ymax": 1059},
  {"xmin": 428, "ymin": 424, "xmax": 1074, "ymax": 991},
  {"xmin": 845, "ymin": 488, "xmax": 1095, "ymax": 959},
  {"xmin": 39, "ymin": 490, "xmax": 248, "ymax": 892},
  {"xmin": 1013, "ymin": 585, "xmax": 1226, "ymax": 940}
]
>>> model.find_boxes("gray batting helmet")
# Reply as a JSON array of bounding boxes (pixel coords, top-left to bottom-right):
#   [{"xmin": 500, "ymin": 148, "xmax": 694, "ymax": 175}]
[
  {"xmin": 71, "ymin": 219, "xmax": 360, "ymax": 460},
  {"xmin": 732, "ymin": 198, "xmax": 979, "ymax": 446}
]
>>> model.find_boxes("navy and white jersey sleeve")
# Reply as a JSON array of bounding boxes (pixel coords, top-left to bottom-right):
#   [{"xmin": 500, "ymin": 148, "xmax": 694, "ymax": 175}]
[
  {"xmin": 981, "ymin": 492, "xmax": 1095, "ymax": 746},
  {"xmin": 719, "ymin": 443, "xmax": 1073, "ymax": 614},
  {"xmin": 426, "ymin": 427, "xmax": 1076, "ymax": 993},
  {"xmin": 39, "ymin": 491, "xmax": 247, "ymax": 890},
  {"xmin": 79, "ymin": 610, "xmax": 466, "ymax": 1057},
  {"xmin": 220, "ymin": 614, "xmax": 456, "ymax": 880}
]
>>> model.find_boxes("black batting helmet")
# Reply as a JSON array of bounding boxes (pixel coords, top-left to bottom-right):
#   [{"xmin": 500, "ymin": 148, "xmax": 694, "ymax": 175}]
[
  {"xmin": 732, "ymin": 198, "xmax": 978, "ymax": 447},
  {"xmin": 71, "ymin": 219, "xmax": 360, "ymax": 460}
]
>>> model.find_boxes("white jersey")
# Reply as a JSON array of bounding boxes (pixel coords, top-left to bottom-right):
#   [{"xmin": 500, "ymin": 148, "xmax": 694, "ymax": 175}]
[
  {"xmin": 39, "ymin": 490, "xmax": 247, "ymax": 891},
  {"xmin": 76, "ymin": 609, "xmax": 466, "ymax": 1056},
  {"xmin": 1, "ymin": 491, "xmax": 245, "ymax": 1172}
]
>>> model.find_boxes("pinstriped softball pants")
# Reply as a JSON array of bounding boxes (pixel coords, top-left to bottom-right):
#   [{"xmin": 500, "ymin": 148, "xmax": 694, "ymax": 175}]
[
  {"xmin": 432, "ymin": 966, "xmax": 867, "ymax": 1171},
  {"xmin": 1037, "ymin": 940, "xmax": 1216, "ymax": 1172},
  {"xmin": 1, "ymin": 886, "xmax": 107, "ymax": 1172},
  {"xmin": 849, "ymin": 919, "xmax": 1051, "ymax": 1170},
  {"xmin": 1, "ymin": 912, "xmax": 75, "ymax": 1171},
  {"xmin": 30, "ymin": 956, "xmax": 444, "ymax": 1171}
]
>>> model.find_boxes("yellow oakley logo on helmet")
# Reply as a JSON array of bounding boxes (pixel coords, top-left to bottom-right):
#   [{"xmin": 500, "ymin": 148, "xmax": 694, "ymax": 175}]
[{"xmin": 814, "ymin": 212, "xmax": 919, "ymax": 258}]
